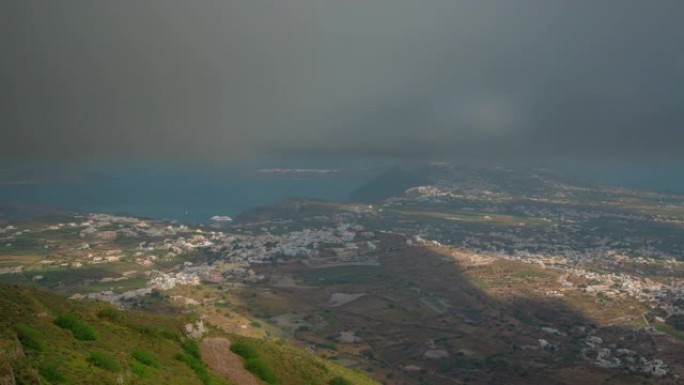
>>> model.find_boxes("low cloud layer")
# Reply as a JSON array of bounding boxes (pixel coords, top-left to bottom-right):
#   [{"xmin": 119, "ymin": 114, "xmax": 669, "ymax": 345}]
[{"xmin": 2, "ymin": 1, "xmax": 683, "ymax": 164}]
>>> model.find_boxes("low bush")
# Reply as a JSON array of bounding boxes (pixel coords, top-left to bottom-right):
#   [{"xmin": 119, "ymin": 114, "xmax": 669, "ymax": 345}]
[
  {"xmin": 245, "ymin": 358, "xmax": 278, "ymax": 384},
  {"xmin": 130, "ymin": 361, "xmax": 147, "ymax": 377},
  {"xmin": 329, "ymin": 376, "xmax": 352, "ymax": 385},
  {"xmin": 38, "ymin": 362, "xmax": 65, "ymax": 383},
  {"xmin": 132, "ymin": 348, "xmax": 159, "ymax": 368},
  {"xmin": 175, "ymin": 352, "xmax": 211, "ymax": 385},
  {"xmin": 54, "ymin": 313, "xmax": 97, "ymax": 341},
  {"xmin": 181, "ymin": 339, "xmax": 202, "ymax": 360},
  {"xmin": 15, "ymin": 324, "xmax": 43, "ymax": 352},
  {"xmin": 230, "ymin": 341, "xmax": 277, "ymax": 384},
  {"xmin": 87, "ymin": 352, "xmax": 120, "ymax": 372},
  {"xmin": 229, "ymin": 342, "xmax": 257, "ymax": 360}
]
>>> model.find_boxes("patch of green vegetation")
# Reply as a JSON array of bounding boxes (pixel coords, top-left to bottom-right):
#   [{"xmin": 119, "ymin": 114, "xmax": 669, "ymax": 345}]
[
  {"xmin": 0, "ymin": 284, "xmax": 231, "ymax": 385},
  {"xmin": 131, "ymin": 360, "xmax": 148, "ymax": 377},
  {"xmin": 15, "ymin": 323, "xmax": 44, "ymax": 352},
  {"xmin": 245, "ymin": 357, "xmax": 278, "ymax": 384},
  {"xmin": 229, "ymin": 335, "xmax": 377, "ymax": 385},
  {"xmin": 98, "ymin": 306, "xmax": 182, "ymax": 341},
  {"xmin": 21, "ymin": 265, "xmax": 119, "ymax": 294},
  {"xmin": 230, "ymin": 341, "xmax": 258, "ymax": 359},
  {"xmin": 176, "ymin": 339, "xmax": 227, "ymax": 385},
  {"xmin": 2, "ymin": 283, "xmax": 374, "ymax": 385},
  {"xmin": 53, "ymin": 313, "xmax": 97, "ymax": 341},
  {"xmin": 176, "ymin": 350, "xmax": 212, "ymax": 385},
  {"xmin": 38, "ymin": 361, "xmax": 66, "ymax": 383},
  {"xmin": 87, "ymin": 351, "xmax": 121, "ymax": 372},
  {"xmin": 231, "ymin": 341, "xmax": 278, "ymax": 384},
  {"xmin": 85, "ymin": 276, "xmax": 149, "ymax": 294},
  {"xmin": 182, "ymin": 339, "xmax": 202, "ymax": 360},
  {"xmin": 230, "ymin": 340, "xmax": 279, "ymax": 383},
  {"xmin": 329, "ymin": 376, "xmax": 353, "ymax": 385},
  {"xmin": 132, "ymin": 348, "xmax": 159, "ymax": 368}
]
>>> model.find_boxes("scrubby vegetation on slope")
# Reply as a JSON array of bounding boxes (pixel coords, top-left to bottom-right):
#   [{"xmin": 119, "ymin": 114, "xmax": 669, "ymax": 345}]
[
  {"xmin": 0, "ymin": 284, "xmax": 231, "ymax": 385},
  {"xmin": 228, "ymin": 335, "xmax": 377, "ymax": 385},
  {"xmin": 0, "ymin": 284, "xmax": 379, "ymax": 385}
]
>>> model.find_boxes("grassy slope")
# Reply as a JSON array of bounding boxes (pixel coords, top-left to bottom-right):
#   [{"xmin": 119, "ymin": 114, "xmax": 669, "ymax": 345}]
[
  {"xmin": 0, "ymin": 284, "xmax": 231, "ymax": 385},
  {"xmin": 0, "ymin": 284, "xmax": 379, "ymax": 385},
  {"xmin": 227, "ymin": 334, "xmax": 378, "ymax": 385}
]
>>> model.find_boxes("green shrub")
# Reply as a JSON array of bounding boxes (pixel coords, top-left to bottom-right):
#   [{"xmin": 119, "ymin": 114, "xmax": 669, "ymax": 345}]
[
  {"xmin": 329, "ymin": 376, "xmax": 352, "ymax": 385},
  {"xmin": 250, "ymin": 321, "xmax": 262, "ymax": 328},
  {"xmin": 245, "ymin": 358, "xmax": 277, "ymax": 384},
  {"xmin": 54, "ymin": 313, "xmax": 97, "ymax": 341},
  {"xmin": 229, "ymin": 342, "xmax": 257, "ymax": 359},
  {"xmin": 87, "ymin": 352, "xmax": 120, "ymax": 372},
  {"xmin": 130, "ymin": 361, "xmax": 147, "ymax": 377},
  {"xmin": 177, "ymin": 339, "xmax": 212, "ymax": 385},
  {"xmin": 230, "ymin": 341, "xmax": 277, "ymax": 384},
  {"xmin": 15, "ymin": 324, "xmax": 43, "ymax": 352},
  {"xmin": 181, "ymin": 339, "xmax": 202, "ymax": 360},
  {"xmin": 132, "ymin": 348, "xmax": 159, "ymax": 368},
  {"xmin": 38, "ymin": 362, "xmax": 65, "ymax": 383},
  {"xmin": 176, "ymin": 352, "xmax": 211, "ymax": 385}
]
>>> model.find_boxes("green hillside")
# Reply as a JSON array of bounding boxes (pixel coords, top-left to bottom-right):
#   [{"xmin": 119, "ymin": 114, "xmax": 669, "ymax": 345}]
[
  {"xmin": 0, "ymin": 284, "xmax": 378, "ymax": 385},
  {"xmin": 226, "ymin": 335, "xmax": 378, "ymax": 385},
  {"xmin": 0, "ymin": 284, "xmax": 230, "ymax": 385}
]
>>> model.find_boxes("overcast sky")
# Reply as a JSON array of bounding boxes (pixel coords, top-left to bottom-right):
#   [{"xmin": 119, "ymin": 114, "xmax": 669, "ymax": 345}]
[{"xmin": 2, "ymin": 1, "xmax": 683, "ymax": 165}]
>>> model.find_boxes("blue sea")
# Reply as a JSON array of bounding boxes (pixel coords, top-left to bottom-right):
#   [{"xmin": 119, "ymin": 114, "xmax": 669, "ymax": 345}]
[
  {"xmin": 2, "ymin": 159, "xmax": 681, "ymax": 223},
  {"xmin": 0, "ymin": 161, "xmax": 372, "ymax": 223}
]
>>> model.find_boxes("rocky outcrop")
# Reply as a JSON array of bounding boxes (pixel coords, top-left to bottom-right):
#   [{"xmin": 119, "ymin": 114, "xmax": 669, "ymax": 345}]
[{"xmin": 185, "ymin": 319, "xmax": 207, "ymax": 339}]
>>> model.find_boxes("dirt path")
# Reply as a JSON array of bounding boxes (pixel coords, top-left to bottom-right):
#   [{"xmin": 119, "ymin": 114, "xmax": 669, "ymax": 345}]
[{"xmin": 200, "ymin": 337, "xmax": 261, "ymax": 385}]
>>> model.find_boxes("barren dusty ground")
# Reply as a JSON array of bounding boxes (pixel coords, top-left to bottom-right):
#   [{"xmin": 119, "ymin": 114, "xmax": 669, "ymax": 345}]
[{"xmin": 200, "ymin": 337, "xmax": 261, "ymax": 385}]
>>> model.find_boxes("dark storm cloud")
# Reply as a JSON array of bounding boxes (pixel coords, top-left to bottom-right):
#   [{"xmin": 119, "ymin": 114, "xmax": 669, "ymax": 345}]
[{"xmin": 2, "ymin": 1, "xmax": 683, "ymax": 163}]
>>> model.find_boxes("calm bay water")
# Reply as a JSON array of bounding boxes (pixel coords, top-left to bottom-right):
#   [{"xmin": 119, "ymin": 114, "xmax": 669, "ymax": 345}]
[{"xmin": 0, "ymin": 162, "xmax": 367, "ymax": 223}]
